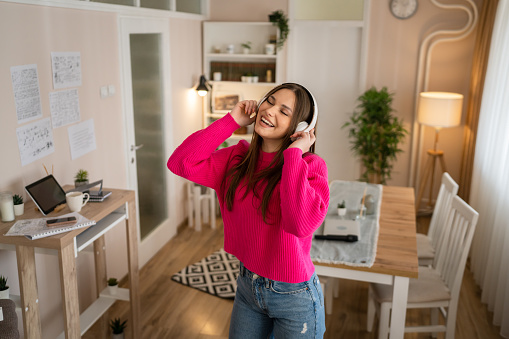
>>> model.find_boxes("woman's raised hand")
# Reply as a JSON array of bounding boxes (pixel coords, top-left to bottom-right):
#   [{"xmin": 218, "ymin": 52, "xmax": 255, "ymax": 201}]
[
  {"xmin": 230, "ymin": 100, "xmax": 258, "ymax": 127},
  {"xmin": 288, "ymin": 128, "xmax": 316, "ymax": 153}
]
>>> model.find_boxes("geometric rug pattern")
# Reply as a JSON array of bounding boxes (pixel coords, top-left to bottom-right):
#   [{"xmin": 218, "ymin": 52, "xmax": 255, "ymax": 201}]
[{"xmin": 171, "ymin": 248, "xmax": 240, "ymax": 299}]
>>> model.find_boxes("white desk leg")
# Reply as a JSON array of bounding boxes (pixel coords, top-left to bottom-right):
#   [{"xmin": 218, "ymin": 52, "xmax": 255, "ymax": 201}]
[
  {"xmin": 389, "ymin": 276, "xmax": 409, "ymax": 339},
  {"xmin": 210, "ymin": 190, "xmax": 216, "ymax": 229},
  {"xmin": 193, "ymin": 186, "xmax": 202, "ymax": 231}
]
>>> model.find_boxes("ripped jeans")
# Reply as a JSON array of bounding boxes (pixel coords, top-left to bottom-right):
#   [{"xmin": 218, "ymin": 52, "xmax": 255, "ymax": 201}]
[{"xmin": 229, "ymin": 262, "xmax": 326, "ymax": 339}]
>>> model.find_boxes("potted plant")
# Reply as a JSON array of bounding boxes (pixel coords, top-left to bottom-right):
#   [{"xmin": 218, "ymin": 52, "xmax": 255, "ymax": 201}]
[
  {"xmin": 110, "ymin": 317, "xmax": 127, "ymax": 339},
  {"xmin": 13, "ymin": 194, "xmax": 24, "ymax": 216},
  {"xmin": 0, "ymin": 275, "xmax": 9, "ymax": 299},
  {"xmin": 342, "ymin": 86, "xmax": 408, "ymax": 184},
  {"xmin": 241, "ymin": 41, "xmax": 252, "ymax": 54},
  {"xmin": 337, "ymin": 201, "xmax": 347, "ymax": 216},
  {"xmin": 74, "ymin": 169, "xmax": 89, "ymax": 188},
  {"xmin": 268, "ymin": 10, "xmax": 289, "ymax": 50},
  {"xmin": 107, "ymin": 277, "xmax": 118, "ymax": 295}
]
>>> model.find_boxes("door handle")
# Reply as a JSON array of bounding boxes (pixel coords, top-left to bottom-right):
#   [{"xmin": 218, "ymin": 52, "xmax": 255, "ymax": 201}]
[{"xmin": 131, "ymin": 144, "xmax": 144, "ymax": 152}]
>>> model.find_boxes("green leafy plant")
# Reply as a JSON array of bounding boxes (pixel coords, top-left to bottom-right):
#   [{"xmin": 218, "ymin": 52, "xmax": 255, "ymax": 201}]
[
  {"xmin": 241, "ymin": 41, "xmax": 252, "ymax": 50},
  {"xmin": 0, "ymin": 275, "xmax": 8, "ymax": 291},
  {"xmin": 13, "ymin": 194, "xmax": 23, "ymax": 205},
  {"xmin": 108, "ymin": 278, "xmax": 118, "ymax": 286},
  {"xmin": 337, "ymin": 201, "xmax": 346, "ymax": 209},
  {"xmin": 74, "ymin": 169, "xmax": 88, "ymax": 183},
  {"xmin": 342, "ymin": 86, "xmax": 408, "ymax": 184},
  {"xmin": 268, "ymin": 10, "xmax": 289, "ymax": 50},
  {"xmin": 109, "ymin": 318, "xmax": 127, "ymax": 334}
]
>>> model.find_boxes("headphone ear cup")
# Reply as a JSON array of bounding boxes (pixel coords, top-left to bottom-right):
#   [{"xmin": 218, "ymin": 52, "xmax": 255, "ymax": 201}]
[{"xmin": 295, "ymin": 121, "xmax": 309, "ymax": 133}]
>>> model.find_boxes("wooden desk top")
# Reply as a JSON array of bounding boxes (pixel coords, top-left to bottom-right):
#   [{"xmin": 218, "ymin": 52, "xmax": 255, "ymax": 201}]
[
  {"xmin": 0, "ymin": 187, "xmax": 135, "ymax": 250},
  {"xmin": 314, "ymin": 185, "xmax": 418, "ymax": 279}
]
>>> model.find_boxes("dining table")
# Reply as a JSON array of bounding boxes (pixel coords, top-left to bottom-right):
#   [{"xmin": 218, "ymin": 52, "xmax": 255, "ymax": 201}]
[{"xmin": 312, "ymin": 184, "xmax": 418, "ymax": 339}]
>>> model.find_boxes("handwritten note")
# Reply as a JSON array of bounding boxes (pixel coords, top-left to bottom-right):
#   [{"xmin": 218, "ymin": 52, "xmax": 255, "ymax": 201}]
[
  {"xmin": 68, "ymin": 119, "xmax": 96, "ymax": 160},
  {"xmin": 16, "ymin": 117, "xmax": 55, "ymax": 166},
  {"xmin": 10, "ymin": 64, "xmax": 43, "ymax": 124},
  {"xmin": 51, "ymin": 52, "xmax": 82, "ymax": 89},
  {"xmin": 50, "ymin": 89, "xmax": 80, "ymax": 128}
]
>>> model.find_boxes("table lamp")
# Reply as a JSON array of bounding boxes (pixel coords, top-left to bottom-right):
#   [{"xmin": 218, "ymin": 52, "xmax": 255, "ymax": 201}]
[{"xmin": 415, "ymin": 92, "xmax": 463, "ymax": 211}]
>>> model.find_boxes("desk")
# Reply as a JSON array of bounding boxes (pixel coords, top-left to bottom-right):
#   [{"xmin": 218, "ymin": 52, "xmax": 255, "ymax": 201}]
[
  {"xmin": 0, "ymin": 187, "xmax": 140, "ymax": 339},
  {"xmin": 313, "ymin": 185, "xmax": 418, "ymax": 339}
]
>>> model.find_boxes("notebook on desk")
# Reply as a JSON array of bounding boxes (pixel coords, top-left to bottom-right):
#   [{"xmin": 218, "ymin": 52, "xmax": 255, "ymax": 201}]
[{"xmin": 67, "ymin": 179, "xmax": 111, "ymax": 202}]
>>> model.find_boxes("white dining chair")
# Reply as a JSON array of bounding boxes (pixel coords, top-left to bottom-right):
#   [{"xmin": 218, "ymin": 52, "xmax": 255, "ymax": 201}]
[
  {"xmin": 417, "ymin": 172, "xmax": 459, "ymax": 266},
  {"xmin": 187, "ymin": 181, "xmax": 216, "ymax": 231},
  {"xmin": 367, "ymin": 195, "xmax": 478, "ymax": 339}
]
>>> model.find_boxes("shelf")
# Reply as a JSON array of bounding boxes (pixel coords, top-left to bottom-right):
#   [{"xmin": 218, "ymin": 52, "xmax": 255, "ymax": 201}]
[
  {"xmin": 210, "ymin": 81, "xmax": 276, "ymax": 86},
  {"xmin": 75, "ymin": 209, "xmax": 127, "ymax": 253},
  {"xmin": 99, "ymin": 286, "xmax": 130, "ymax": 301},
  {"xmin": 206, "ymin": 53, "xmax": 276, "ymax": 59}
]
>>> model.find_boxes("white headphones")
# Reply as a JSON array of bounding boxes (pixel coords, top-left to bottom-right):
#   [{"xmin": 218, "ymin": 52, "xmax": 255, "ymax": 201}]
[{"xmin": 256, "ymin": 83, "xmax": 318, "ymax": 133}]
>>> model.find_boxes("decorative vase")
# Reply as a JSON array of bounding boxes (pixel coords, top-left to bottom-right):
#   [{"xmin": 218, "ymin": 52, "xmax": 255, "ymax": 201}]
[
  {"xmin": 14, "ymin": 203, "xmax": 24, "ymax": 216},
  {"xmin": 0, "ymin": 287, "xmax": 9, "ymax": 299},
  {"xmin": 337, "ymin": 208, "xmax": 347, "ymax": 216}
]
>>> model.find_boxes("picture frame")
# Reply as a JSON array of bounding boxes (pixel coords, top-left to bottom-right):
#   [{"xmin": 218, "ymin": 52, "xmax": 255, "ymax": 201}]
[{"xmin": 211, "ymin": 90, "xmax": 242, "ymax": 113}]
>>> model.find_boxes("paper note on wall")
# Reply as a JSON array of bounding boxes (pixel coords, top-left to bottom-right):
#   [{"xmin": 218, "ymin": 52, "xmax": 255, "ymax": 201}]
[
  {"xmin": 16, "ymin": 117, "xmax": 55, "ymax": 166},
  {"xmin": 10, "ymin": 64, "xmax": 43, "ymax": 124},
  {"xmin": 51, "ymin": 52, "xmax": 82, "ymax": 89},
  {"xmin": 50, "ymin": 89, "xmax": 80, "ymax": 128},
  {"xmin": 68, "ymin": 119, "xmax": 96, "ymax": 160}
]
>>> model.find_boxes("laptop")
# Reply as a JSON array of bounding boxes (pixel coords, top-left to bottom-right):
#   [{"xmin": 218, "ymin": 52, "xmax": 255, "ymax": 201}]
[{"xmin": 67, "ymin": 179, "xmax": 112, "ymax": 202}]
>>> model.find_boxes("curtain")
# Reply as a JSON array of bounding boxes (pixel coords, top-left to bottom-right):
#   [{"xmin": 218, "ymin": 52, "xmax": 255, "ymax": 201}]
[
  {"xmin": 459, "ymin": 0, "xmax": 499, "ymax": 202},
  {"xmin": 469, "ymin": 0, "xmax": 509, "ymax": 337}
]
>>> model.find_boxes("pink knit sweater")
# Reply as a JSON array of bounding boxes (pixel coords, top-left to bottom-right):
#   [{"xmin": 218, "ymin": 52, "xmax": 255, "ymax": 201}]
[{"xmin": 167, "ymin": 114, "xmax": 329, "ymax": 283}]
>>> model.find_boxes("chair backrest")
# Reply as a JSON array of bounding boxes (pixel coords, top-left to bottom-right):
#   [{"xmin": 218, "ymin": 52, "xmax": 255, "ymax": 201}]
[
  {"xmin": 434, "ymin": 195, "xmax": 478, "ymax": 302},
  {"xmin": 428, "ymin": 172, "xmax": 459, "ymax": 248}
]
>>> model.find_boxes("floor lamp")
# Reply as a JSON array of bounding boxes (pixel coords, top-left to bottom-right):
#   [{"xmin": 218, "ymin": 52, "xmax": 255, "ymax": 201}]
[{"xmin": 415, "ymin": 92, "xmax": 463, "ymax": 212}]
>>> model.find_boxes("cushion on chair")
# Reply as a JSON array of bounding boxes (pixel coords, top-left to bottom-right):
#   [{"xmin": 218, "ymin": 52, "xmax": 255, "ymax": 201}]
[
  {"xmin": 372, "ymin": 267, "xmax": 451, "ymax": 304},
  {"xmin": 0, "ymin": 299, "xmax": 20, "ymax": 339},
  {"xmin": 416, "ymin": 233, "xmax": 434, "ymax": 260}
]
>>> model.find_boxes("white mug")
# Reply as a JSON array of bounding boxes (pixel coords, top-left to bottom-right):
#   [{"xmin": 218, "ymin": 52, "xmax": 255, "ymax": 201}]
[
  {"xmin": 213, "ymin": 72, "xmax": 222, "ymax": 81},
  {"xmin": 265, "ymin": 43, "xmax": 275, "ymax": 55},
  {"xmin": 66, "ymin": 192, "xmax": 90, "ymax": 212}
]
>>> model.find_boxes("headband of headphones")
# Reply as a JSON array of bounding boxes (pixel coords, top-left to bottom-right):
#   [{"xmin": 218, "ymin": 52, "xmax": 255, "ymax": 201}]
[{"xmin": 256, "ymin": 83, "xmax": 318, "ymax": 133}]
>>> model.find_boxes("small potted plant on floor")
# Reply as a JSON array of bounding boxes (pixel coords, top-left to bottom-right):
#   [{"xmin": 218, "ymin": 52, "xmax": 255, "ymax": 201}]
[
  {"xmin": 337, "ymin": 201, "xmax": 347, "ymax": 216},
  {"xmin": 241, "ymin": 41, "xmax": 252, "ymax": 54},
  {"xmin": 74, "ymin": 169, "xmax": 89, "ymax": 188},
  {"xmin": 13, "ymin": 194, "xmax": 24, "ymax": 216},
  {"xmin": 110, "ymin": 317, "xmax": 127, "ymax": 339},
  {"xmin": 107, "ymin": 277, "xmax": 118, "ymax": 295},
  {"xmin": 0, "ymin": 275, "xmax": 9, "ymax": 299}
]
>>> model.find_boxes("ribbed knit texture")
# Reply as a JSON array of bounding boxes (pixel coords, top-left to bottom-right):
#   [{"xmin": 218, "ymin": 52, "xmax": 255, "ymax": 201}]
[{"xmin": 167, "ymin": 114, "xmax": 329, "ymax": 283}]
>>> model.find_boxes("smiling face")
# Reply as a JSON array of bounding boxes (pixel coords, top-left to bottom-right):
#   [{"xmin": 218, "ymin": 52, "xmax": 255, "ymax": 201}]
[{"xmin": 254, "ymin": 88, "xmax": 296, "ymax": 152}]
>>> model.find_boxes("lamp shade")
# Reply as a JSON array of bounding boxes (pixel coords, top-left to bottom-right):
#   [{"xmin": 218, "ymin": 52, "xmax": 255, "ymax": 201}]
[
  {"xmin": 417, "ymin": 92, "xmax": 463, "ymax": 128},
  {"xmin": 196, "ymin": 75, "xmax": 209, "ymax": 97}
]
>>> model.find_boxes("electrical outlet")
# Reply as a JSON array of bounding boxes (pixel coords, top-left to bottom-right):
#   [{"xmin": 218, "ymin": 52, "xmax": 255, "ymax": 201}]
[
  {"xmin": 100, "ymin": 86, "xmax": 108, "ymax": 98},
  {"xmin": 108, "ymin": 85, "xmax": 116, "ymax": 96}
]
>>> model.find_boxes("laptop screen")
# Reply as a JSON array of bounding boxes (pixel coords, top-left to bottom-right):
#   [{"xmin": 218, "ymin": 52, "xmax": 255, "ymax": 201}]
[{"xmin": 25, "ymin": 175, "xmax": 66, "ymax": 215}]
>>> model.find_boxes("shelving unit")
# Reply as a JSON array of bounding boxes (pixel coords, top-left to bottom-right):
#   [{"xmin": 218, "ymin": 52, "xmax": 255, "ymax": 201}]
[{"xmin": 202, "ymin": 22, "xmax": 285, "ymax": 143}]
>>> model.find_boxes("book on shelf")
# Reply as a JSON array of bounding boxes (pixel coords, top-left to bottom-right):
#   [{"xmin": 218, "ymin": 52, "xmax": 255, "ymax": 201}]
[{"xmin": 4, "ymin": 212, "xmax": 96, "ymax": 240}]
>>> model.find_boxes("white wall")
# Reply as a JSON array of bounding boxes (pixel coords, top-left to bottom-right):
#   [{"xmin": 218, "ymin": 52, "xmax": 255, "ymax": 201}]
[{"xmin": 0, "ymin": 2, "xmax": 203, "ymax": 338}]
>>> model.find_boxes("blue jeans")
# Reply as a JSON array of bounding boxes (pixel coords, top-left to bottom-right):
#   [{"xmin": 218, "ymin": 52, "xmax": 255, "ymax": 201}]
[{"xmin": 229, "ymin": 262, "xmax": 325, "ymax": 339}]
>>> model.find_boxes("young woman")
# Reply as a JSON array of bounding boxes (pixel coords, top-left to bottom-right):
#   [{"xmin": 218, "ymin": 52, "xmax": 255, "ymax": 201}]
[{"xmin": 168, "ymin": 83, "xmax": 329, "ymax": 338}]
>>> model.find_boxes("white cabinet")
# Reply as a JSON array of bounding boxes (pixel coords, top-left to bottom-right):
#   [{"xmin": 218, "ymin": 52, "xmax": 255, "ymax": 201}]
[{"xmin": 202, "ymin": 22, "xmax": 285, "ymax": 142}]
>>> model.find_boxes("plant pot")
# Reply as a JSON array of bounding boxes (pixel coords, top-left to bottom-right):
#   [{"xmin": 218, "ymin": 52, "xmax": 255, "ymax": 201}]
[
  {"xmin": 14, "ymin": 203, "xmax": 24, "ymax": 216},
  {"xmin": 0, "ymin": 287, "xmax": 9, "ymax": 299},
  {"xmin": 108, "ymin": 285, "xmax": 118, "ymax": 295},
  {"xmin": 75, "ymin": 180, "xmax": 89, "ymax": 188},
  {"xmin": 111, "ymin": 333, "xmax": 124, "ymax": 339},
  {"xmin": 242, "ymin": 48, "xmax": 250, "ymax": 54},
  {"xmin": 337, "ymin": 208, "xmax": 347, "ymax": 216}
]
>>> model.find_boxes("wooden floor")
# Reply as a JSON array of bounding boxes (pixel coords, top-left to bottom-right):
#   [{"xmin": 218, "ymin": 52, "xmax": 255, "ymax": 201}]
[{"xmin": 83, "ymin": 216, "xmax": 502, "ymax": 339}]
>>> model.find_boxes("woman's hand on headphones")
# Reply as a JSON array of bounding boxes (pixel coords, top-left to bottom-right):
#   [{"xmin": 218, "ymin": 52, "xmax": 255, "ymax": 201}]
[
  {"xmin": 288, "ymin": 128, "xmax": 316, "ymax": 153},
  {"xmin": 231, "ymin": 100, "xmax": 258, "ymax": 127}
]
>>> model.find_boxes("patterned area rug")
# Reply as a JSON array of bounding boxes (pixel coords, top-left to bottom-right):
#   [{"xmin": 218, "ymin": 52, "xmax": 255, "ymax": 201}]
[{"xmin": 171, "ymin": 248, "xmax": 240, "ymax": 299}]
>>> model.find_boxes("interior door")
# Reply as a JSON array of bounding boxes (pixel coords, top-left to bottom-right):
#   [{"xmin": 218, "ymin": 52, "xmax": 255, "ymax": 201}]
[{"xmin": 119, "ymin": 17, "xmax": 176, "ymax": 266}]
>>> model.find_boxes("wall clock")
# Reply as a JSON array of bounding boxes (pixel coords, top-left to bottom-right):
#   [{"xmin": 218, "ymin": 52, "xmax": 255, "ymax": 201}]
[{"xmin": 390, "ymin": 0, "xmax": 418, "ymax": 20}]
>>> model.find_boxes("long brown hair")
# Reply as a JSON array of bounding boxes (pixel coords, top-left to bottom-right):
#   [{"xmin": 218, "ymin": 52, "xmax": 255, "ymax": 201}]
[{"xmin": 223, "ymin": 83, "xmax": 317, "ymax": 222}]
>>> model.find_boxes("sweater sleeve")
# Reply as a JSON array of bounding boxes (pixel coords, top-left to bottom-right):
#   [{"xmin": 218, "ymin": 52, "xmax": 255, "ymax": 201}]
[
  {"xmin": 280, "ymin": 148, "xmax": 329, "ymax": 238},
  {"xmin": 167, "ymin": 113, "xmax": 242, "ymax": 191}
]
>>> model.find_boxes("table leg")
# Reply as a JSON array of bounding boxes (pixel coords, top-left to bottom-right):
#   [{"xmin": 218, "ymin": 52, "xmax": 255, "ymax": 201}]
[
  {"xmin": 126, "ymin": 200, "xmax": 141, "ymax": 338},
  {"xmin": 58, "ymin": 243, "xmax": 80, "ymax": 339},
  {"xmin": 94, "ymin": 236, "xmax": 107, "ymax": 297},
  {"xmin": 15, "ymin": 245, "xmax": 42, "ymax": 339},
  {"xmin": 389, "ymin": 276, "xmax": 409, "ymax": 339}
]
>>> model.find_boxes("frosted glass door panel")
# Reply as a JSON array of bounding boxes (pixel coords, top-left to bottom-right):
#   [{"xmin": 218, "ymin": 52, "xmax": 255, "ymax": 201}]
[{"xmin": 130, "ymin": 34, "xmax": 168, "ymax": 239}]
